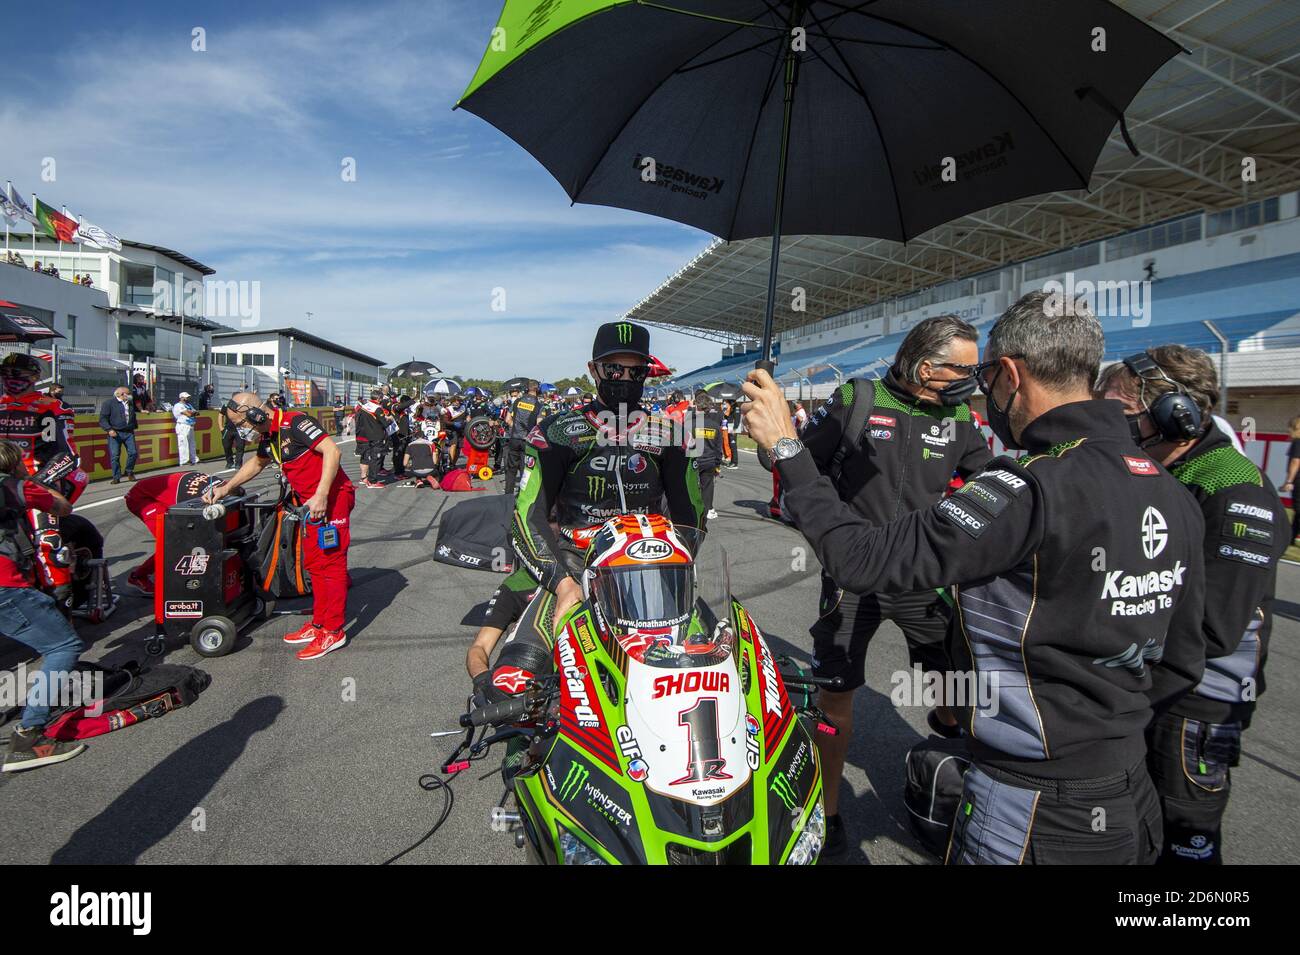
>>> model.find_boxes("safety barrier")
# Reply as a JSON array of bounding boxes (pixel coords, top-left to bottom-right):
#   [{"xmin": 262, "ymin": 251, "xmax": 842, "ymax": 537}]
[{"xmin": 74, "ymin": 406, "xmax": 342, "ymax": 482}]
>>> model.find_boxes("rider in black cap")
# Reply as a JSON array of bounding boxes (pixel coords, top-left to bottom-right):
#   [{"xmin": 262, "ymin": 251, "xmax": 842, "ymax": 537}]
[{"xmin": 472, "ymin": 321, "xmax": 704, "ymax": 704}]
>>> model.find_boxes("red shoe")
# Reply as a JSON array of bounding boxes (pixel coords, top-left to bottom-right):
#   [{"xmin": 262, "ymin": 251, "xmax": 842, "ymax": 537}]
[
  {"xmin": 362, "ymin": 479, "xmax": 385, "ymax": 489},
  {"xmin": 283, "ymin": 622, "xmax": 322, "ymax": 645},
  {"xmin": 297, "ymin": 628, "xmax": 347, "ymax": 661},
  {"xmin": 126, "ymin": 569, "xmax": 154, "ymax": 596}
]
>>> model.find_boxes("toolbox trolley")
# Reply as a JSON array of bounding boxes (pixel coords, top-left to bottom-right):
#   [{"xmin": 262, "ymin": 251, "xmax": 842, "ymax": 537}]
[{"xmin": 146, "ymin": 491, "xmax": 304, "ymax": 658}]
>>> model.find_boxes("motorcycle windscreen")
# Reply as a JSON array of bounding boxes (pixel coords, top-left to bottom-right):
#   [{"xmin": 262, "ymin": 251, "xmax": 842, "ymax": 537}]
[{"xmin": 616, "ymin": 534, "xmax": 749, "ymax": 807}]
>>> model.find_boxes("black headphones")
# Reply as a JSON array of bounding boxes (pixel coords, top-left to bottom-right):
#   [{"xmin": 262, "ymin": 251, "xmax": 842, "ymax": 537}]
[
  {"xmin": 1121, "ymin": 352, "xmax": 1203, "ymax": 442},
  {"xmin": 225, "ymin": 399, "xmax": 270, "ymax": 426}
]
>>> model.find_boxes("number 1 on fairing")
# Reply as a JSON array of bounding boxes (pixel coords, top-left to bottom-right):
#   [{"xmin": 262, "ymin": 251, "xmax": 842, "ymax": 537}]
[{"xmin": 672, "ymin": 697, "xmax": 732, "ymax": 785}]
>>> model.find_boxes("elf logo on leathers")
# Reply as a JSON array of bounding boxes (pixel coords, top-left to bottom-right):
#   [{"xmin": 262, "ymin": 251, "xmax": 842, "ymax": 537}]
[{"xmin": 1141, "ymin": 507, "xmax": 1168, "ymax": 559}]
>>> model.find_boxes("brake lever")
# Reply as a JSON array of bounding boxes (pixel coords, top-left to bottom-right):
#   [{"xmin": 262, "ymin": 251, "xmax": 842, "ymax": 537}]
[{"xmin": 470, "ymin": 726, "xmax": 536, "ymax": 757}]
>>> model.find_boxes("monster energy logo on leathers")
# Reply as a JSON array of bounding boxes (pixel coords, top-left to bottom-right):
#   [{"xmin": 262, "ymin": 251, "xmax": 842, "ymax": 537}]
[
  {"xmin": 588, "ymin": 475, "xmax": 606, "ymax": 499},
  {"xmin": 772, "ymin": 771, "xmax": 798, "ymax": 811},
  {"xmin": 617, "ymin": 322, "xmax": 633, "ymax": 345},
  {"xmin": 558, "ymin": 761, "xmax": 589, "ymax": 801}
]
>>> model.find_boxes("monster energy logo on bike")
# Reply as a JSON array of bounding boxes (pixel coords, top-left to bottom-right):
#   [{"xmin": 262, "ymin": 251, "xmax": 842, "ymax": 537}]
[
  {"xmin": 587, "ymin": 475, "xmax": 606, "ymax": 499},
  {"xmin": 772, "ymin": 771, "xmax": 798, "ymax": 812},
  {"xmin": 617, "ymin": 322, "xmax": 632, "ymax": 344},
  {"xmin": 558, "ymin": 761, "xmax": 589, "ymax": 801}
]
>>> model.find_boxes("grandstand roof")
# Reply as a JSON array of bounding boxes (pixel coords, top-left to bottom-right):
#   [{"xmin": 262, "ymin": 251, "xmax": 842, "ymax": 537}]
[{"xmin": 625, "ymin": 0, "xmax": 1300, "ymax": 344}]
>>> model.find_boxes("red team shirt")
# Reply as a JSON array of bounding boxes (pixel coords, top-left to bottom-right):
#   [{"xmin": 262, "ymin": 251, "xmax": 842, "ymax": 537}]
[{"xmin": 256, "ymin": 411, "xmax": 353, "ymax": 500}]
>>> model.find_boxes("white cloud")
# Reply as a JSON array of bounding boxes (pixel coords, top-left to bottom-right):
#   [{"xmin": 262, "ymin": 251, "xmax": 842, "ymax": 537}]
[{"xmin": 5, "ymin": 0, "xmax": 720, "ymax": 378}]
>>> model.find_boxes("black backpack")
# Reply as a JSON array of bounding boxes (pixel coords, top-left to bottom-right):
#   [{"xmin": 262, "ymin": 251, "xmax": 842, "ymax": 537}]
[
  {"xmin": 255, "ymin": 505, "xmax": 312, "ymax": 598},
  {"xmin": 903, "ymin": 736, "xmax": 972, "ymax": 859}
]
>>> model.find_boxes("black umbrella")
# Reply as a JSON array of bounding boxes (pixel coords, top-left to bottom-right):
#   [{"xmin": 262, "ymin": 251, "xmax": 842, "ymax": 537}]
[
  {"xmin": 458, "ymin": 1, "xmax": 1178, "ymax": 364},
  {"xmin": 502, "ymin": 376, "xmax": 529, "ymax": 392},
  {"xmin": 389, "ymin": 360, "xmax": 441, "ymax": 381},
  {"xmin": 0, "ymin": 301, "xmax": 64, "ymax": 343}
]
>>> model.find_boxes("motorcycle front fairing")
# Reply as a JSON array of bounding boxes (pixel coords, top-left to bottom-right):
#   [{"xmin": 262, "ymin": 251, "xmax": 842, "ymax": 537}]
[{"xmin": 516, "ymin": 585, "xmax": 822, "ymax": 863}]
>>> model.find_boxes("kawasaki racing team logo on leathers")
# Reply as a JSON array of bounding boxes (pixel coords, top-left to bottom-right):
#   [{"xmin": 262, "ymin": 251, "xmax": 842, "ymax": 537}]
[{"xmin": 556, "ymin": 630, "xmax": 619, "ymax": 772}]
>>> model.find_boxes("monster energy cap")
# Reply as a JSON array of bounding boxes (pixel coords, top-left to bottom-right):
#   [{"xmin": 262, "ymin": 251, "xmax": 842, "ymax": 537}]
[{"xmin": 592, "ymin": 321, "xmax": 650, "ymax": 362}]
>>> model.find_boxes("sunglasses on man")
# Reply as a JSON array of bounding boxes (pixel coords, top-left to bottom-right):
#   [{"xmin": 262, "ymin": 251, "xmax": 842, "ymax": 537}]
[{"xmin": 596, "ymin": 361, "xmax": 650, "ymax": 382}]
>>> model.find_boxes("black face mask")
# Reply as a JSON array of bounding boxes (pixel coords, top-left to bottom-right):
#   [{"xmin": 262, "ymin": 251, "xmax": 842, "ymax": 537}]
[
  {"xmin": 596, "ymin": 377, "xmax": 644, "ymax": 411},
  {"xmin": 986, "ymin": 381, "xmax": 1020, "ymax": 450},
  {"xmin": 929, "ymin": 375, "xmax": 977, "ymax": 407}
]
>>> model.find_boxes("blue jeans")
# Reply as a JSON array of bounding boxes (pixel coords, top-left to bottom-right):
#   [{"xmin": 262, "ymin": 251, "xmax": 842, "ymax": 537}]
[
  {"xmin": 108, "ymin": 431, "xmax": 138, "ymax": 479},
  {"xmin": 0, "ymin": 587, "xmax": 84, "ymax": 729}
]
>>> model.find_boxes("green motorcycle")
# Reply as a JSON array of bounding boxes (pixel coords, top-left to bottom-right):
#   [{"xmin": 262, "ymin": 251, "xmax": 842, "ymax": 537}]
[{"xmin": 445, "ymin": 515, "xmax": 835, "ymax": 865}]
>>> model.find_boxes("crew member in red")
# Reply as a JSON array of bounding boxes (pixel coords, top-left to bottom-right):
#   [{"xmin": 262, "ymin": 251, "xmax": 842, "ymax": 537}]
[
  {"xmin": 204, "ymin": 392, "xmax": 355, "ymax": 660},
  {"xmin": 0, "ymin": 353, "xmax": 87, "ymax": 602},
  {"xmin": 123, "ymin": 470, "xmax": 225, "ymax": 595}
]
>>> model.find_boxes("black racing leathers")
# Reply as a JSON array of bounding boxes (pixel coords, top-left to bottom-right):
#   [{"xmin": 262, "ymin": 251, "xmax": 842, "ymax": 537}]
[
  {"xmin": 778, "ymin": 399, "xmax": 1207, "ymax": 779},
  {"xmin": 512, "ymin": 402, "xmax": 703, "ymax": 593},
  {"xmin": 800, "ymin": 370, "xmax": 991, "ymax": 527}
]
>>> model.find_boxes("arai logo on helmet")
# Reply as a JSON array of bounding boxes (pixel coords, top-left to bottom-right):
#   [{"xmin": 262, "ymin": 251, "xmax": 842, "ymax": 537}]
[{"xmin": 626, "ymin": 538, "xmax": 673, "ymax": 561}]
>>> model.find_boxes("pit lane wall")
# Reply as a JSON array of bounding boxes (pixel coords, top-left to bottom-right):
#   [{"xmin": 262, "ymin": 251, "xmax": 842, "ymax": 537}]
[{"xmin": 70, "ymin": 407, "xmax": 343, "ymax": 482}]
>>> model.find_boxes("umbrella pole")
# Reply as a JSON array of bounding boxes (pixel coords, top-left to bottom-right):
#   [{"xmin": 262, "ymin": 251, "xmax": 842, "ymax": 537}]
[{"xmin": 758, "ymin": 3, "xmax": 803, "ymax": 374}]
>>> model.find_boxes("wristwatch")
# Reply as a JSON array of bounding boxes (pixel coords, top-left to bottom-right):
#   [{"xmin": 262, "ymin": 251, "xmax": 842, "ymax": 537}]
[{"xmin": 769, "ymin": 436, "xmax": 804, "ymax": 462}]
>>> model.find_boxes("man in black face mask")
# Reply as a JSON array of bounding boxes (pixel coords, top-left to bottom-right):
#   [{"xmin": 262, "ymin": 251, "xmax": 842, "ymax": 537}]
[
  {"xmin": 477, "ymin": 321, "xmax": 703, "ymax": 704},
  {"xmin": 787, "ymin": 315, "xmax": 990, "ymax": 855},
  {"xmin": 745, "ymin": 291, "xmax": 1208, "ymax": 865}
]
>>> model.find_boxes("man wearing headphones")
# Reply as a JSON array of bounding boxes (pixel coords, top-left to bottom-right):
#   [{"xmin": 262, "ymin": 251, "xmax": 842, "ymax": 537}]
[
  {"xmin": 1099, "ymin": 346, "xmax": 1288, "ymax": 864},
  {"xmin": 205, "ymin": 393, "xmax": 356, "ymax": 661}
]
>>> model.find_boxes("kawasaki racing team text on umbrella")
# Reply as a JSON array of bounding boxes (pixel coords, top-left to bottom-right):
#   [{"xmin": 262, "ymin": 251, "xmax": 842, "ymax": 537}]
[{"xmin": 458, "ymin": 1, "xmax": 1180, "ymax": 363}]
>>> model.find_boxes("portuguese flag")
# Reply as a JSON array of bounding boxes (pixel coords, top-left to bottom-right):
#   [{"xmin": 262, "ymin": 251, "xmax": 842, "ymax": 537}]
[{"xmin": 34, "ymin": 197, "xmax": 78, "ymax": 242}]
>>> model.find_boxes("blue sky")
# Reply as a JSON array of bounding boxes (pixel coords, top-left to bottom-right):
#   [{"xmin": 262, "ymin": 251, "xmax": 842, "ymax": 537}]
[{"xmin": 3, "ymin": 0, "xmax": 720, "ymax": 378}]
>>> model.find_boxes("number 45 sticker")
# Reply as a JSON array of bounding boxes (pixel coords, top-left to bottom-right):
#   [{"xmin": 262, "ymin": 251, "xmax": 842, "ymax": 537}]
[{"xmin": 670, "ymin": 698, "xmax": 732, "ymax": 786}]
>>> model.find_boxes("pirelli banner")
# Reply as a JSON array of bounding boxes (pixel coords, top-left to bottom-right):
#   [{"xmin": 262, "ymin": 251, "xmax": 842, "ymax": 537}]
[{"xmin": 71, "ymin": 407, "xmax": 343, "ymax": 483}]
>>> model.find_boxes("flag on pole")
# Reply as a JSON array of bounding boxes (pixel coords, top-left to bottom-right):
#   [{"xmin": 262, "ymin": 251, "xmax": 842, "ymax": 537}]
[
  {"xmin": 34, "ymin": 198, "xmax": 77, "ymax": 242},
  {"xmin": 5, "ymin": 183, "xmax": 39, "ymax": 226},
  {"xmin": 72, "ymin": 214, "xmax": 122, "ymax": 251}
]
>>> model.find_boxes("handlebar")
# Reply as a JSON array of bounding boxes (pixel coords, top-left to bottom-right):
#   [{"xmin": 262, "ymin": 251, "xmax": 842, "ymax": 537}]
[
  {"xmin": 780, "ymin": 672, "xmax": 845, "ymax": 690},
  {"xmin": 460, "ymin": 695, "xmax": 531, "ymax": 728}
]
